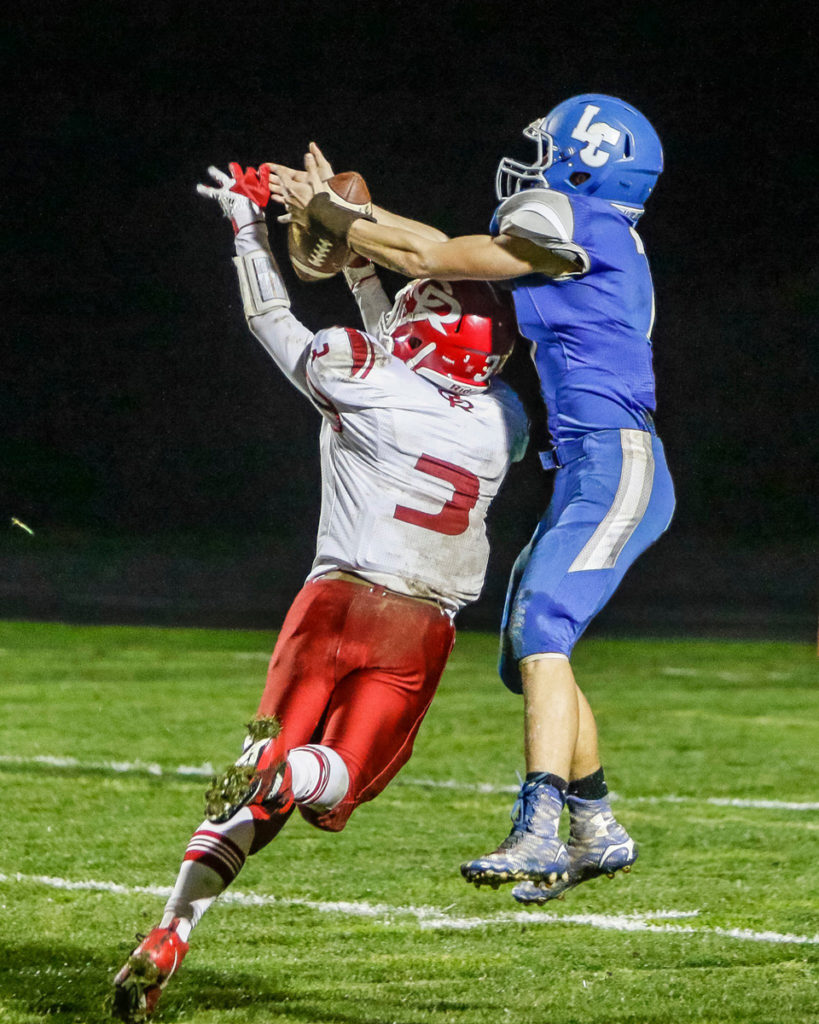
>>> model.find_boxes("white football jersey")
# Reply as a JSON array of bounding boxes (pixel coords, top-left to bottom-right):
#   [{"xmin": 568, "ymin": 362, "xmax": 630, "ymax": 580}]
[{"xmin": 247, "ymin": 312, "xmax": 528, "ymax": 614}]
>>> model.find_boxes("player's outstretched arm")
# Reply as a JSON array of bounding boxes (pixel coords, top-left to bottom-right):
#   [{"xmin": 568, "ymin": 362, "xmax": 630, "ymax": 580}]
[
  {"xmin": 342, "ymin": 255, "xmax": 391, "ymax": 335},
  {"xmin": 306, "ymin": 143, "xmax": 448, "ymax": 242},
  {"xmin": 268, "ymin": 144, "xmax": 449, "ymax": 244},
  {"xmin": 262, "ymin": 152, "xmax": 390, "ymax": 331},
  {"xmin": 368, "ymin": 204, "xmax": 450, "ymax": 243},
  {"xmin": 266, "ymin": 146, "xmax": 575, "ymax": 282},
  {"xmin": 270, "ymin": 150, "xmax": 574, "ymax": 282},
  {"xmin": 346, "ymin": 221, "xmax": 574, "ymax": 282},
  {"xmin": 197, "ymin": 164, "xmax": 314, "ymax": 394}
]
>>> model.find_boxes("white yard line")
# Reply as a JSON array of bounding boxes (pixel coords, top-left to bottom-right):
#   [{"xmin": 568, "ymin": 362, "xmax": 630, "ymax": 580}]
[
  {"xmin": 420, "ymin": 913, "xmax": 819, "ymax": 945},
  {"xmin": 1, "ymin": 755, "xmax": 817, "ymax": 811},
  {"xmin": 399, "ymin": 778, "xmax": 819, "ymax": 813},
  {"xmin": 1, "ymin": 872, "xmax": 815, "ymax": 946},
  {"xmin": 660, "ymin": 667, "xmax": 796, "ymax": 682},
  {"xmin": 0, "ymin": 753, "xmax": 217, "ymax": 777},
  {"xmin": 616, "ymin": 793, "xmax": 819, "ymax": 812}
]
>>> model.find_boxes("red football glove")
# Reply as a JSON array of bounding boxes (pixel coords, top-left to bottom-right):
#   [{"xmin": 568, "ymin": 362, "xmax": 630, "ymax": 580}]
[{"xmin": 228, "ymin": 163, "xmax": 271, "ymax": 208}]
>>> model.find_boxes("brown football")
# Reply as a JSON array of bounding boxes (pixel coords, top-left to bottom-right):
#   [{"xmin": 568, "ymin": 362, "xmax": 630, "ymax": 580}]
[{"xmin": 287, "ymin": 171, "xmax": 372, "ymax": 283}]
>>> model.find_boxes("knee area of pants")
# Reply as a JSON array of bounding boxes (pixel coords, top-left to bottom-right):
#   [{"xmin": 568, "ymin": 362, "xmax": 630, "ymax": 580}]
[
  {"xmin": 298, "ymin": 800, "xmax": 354, "ymax": 833},
  {"xmin": 513, "ymin": 594, "xmax": 574, "ymax": 642}
]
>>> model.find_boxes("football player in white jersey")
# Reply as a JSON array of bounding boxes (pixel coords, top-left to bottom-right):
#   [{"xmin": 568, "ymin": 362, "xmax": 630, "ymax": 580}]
[{"xmin": 111, "ymin": 165, "xmax": 528, "ymax": 1021}]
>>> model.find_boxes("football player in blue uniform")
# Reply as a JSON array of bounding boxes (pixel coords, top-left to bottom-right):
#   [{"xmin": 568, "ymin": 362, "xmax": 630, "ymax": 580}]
[{"xmin": 269, "ymin": 94, "xmax": 675, "ymax": 904}]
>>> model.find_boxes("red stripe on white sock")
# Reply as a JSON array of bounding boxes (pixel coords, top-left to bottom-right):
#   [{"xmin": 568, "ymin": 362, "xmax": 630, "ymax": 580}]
[
  {"xmin": 300, "ymin": 745, "xmax": 332, "ymax": 805},
  {"xmin": 184, "ymin": 829, "xmax": 246, "ymax": 881}
]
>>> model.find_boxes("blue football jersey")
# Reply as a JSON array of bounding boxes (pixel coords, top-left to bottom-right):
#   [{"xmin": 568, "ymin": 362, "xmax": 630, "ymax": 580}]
[{"xmin": 491, "ymin": 188, "xmax": 657, "ymax": 444}]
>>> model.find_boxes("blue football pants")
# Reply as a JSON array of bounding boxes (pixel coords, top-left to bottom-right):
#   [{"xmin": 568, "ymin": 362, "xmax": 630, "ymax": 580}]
[{"xmin": 499, "ymin": 427, "xmax": 675, "ymax": 693}]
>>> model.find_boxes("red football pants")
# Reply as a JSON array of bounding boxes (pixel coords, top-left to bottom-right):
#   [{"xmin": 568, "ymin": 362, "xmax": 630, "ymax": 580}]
[{"xmin": 256, "ymin": 577, "xmax": 455, "ymax": 831}]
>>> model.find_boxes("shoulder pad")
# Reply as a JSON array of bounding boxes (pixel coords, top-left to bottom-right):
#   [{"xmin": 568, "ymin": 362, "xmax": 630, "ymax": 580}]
[
  {"xmin": 495, "ymin": 189, "xmax": 589, "ymax": 273},
  {"xmin": 307, "ymin": 327, "xmax": 390, "ymax": 385},
  {"xmin": 496, "ymin": 189, "xmax": 576, "ymax": 243}
]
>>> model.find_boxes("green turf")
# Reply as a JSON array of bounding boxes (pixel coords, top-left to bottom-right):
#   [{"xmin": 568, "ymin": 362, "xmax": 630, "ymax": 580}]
[{"xmin": 0, "ymin": 621, "xmax": 816, "ymax": 1023}]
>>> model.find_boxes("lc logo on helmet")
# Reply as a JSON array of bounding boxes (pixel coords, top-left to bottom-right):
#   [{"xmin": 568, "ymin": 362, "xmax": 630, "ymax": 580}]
[{"xmin": 571, "ymin": 105, "xmax": 622, "ymax": 168}]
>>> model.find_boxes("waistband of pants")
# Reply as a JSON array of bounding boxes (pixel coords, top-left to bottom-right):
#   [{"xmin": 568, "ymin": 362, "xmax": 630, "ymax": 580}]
[
  {"xmin": 317, "ymin": 570, "xmax": 447, "ymax": 611},
  {"xmin": 538, "ymin": 414, "xmax": 657, "ymax": 472}
]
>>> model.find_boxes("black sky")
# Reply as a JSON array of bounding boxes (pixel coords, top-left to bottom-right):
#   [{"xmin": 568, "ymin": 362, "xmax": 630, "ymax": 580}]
[{"xmin": 4, "ymin": 0, "xmax": 817, "ymax": 549}]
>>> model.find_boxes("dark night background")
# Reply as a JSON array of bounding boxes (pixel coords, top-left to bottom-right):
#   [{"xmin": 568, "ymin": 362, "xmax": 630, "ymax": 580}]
[{"xmin": 2, "ymin": 1, "xmax": 816, "ymax": 638}]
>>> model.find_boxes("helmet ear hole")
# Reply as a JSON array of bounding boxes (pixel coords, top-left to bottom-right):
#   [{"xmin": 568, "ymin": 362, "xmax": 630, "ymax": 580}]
[
  {"xmin": 569, "ymin": 171, "xmax": 591, "ymax": 187},
  {"xmin": 408, "ymin": 337, "xmax": 423, "ymax": 350}
]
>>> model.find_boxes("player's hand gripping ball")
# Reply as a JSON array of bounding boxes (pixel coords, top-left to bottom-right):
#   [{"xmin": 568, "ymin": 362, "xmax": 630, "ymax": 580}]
[{"xmin": 288, "ymin": 172, "xmax": 372, "ymax": 282}]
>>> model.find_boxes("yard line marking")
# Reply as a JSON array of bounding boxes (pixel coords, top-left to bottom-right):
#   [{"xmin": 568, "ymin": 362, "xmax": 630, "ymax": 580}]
[
  {"xmin": 0, "ymin": 754, "xmax": 217, "ymax": 777},
  {"xmin": 618, "ymin": 794, "xmax": 819, "ymax": 812},
  {"xmin": 400, "ymin": 778, "xmax": 819, "ymax": 812},
  {"xmin": 659, "ymin": 667, "xmax": 796, "ymax": 682},
  {"xmin": 419, "ymin": 914, "xmax": 819, "ymax": 945},
  {"xmin": 1, "ymin": 873, "xmax": 816, "ymax": 946},
  {"xmin": 1, "ymin": 755, "xmax": 817, "ymax": 811}
]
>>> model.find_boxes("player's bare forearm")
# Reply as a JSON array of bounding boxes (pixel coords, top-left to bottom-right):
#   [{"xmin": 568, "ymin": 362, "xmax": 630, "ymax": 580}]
[
  {"xmin": 269, "ymin": 149, "xmax": 575, "ymax": 280},
  {"xmin": 371, "ymin": 205, "xmax": 450, "ymax": 242},
  {"xmin": 348, "ymin": 220, "xmax": 573, "ymax": 281},
  {"xmin": 345, "ymin": 219, "xmax": 437, "ymax": 276}
]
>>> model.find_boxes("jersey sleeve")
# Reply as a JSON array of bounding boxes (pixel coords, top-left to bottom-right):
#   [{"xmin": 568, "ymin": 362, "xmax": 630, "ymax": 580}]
[
  {"xmin": 495, "ymin": 190, "xmax": 590, "ymax": 274},
  {"xmin": 231, "ymin": 220, "xmax": 314, "ymax": 397},
  {"xmin": 342, "ymin": 263, "xmax": 393, "ymax": 336},
  {"xmin": 243, "ymin": 305, "xmax": 315, "ymax": 397}
]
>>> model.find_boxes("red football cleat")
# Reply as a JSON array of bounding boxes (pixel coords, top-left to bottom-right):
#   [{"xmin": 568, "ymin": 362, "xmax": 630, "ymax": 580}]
[{"xmin": 112, "ymin": 920, "xmax": 189, "ymax": 1021}]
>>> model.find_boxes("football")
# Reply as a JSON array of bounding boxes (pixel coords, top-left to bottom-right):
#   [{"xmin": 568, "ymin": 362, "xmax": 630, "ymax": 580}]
[{"xmin": 287, "ymin": 172, "xmax": 372, "ymax": 283}]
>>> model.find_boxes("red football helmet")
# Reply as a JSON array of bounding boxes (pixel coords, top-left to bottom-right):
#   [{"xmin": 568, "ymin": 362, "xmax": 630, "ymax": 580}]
[{"xmin": 381, "ymin": 279, "xmax": 518, "ymax": 393}]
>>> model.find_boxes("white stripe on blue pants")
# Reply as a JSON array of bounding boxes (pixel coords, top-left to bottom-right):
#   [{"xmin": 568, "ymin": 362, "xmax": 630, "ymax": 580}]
[{"xmin": 499, "ymin": 428, "xmax": 675, "ymax": 693}]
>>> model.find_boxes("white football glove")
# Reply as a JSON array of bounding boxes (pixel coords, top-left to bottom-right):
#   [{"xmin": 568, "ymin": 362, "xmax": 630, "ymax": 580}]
[{"xmin": 196, "ymin": 165, "xmax": 265, "ymax": 233}]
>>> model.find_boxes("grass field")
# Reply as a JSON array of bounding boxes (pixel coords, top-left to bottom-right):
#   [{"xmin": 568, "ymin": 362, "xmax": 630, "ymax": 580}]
[{"xmin": 0, "ymin": 620, "xmax": 816, "ymax": 1024}]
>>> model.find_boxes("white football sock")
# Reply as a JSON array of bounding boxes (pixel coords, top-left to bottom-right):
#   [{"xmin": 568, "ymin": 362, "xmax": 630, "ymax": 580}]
[
  {"xmin": 161, "ymin": 808, "xmax": 256, "ymax": 932},
  {"xmin": 159, "ymin": 746, "xmax": 349, "ymax": 938},
  {"xmin": 287, "ymin": 744, "xmax": 349, "ymax": 812}
]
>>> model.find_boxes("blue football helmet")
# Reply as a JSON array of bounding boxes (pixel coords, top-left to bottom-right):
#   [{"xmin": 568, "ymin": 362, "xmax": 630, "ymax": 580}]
[{"xmin": 496, "ymin": 94, "xmax": 663, "ymax": 213}]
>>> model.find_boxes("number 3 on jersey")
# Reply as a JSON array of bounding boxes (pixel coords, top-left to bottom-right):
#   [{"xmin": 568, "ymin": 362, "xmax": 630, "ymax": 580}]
[{"xmin": 394, "ymin": 455, "xmax": 480, "ymax": 536}]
